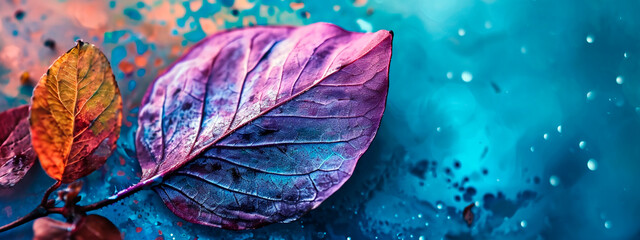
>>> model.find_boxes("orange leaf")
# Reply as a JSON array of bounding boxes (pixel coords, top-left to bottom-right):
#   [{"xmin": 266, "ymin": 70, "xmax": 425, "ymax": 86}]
[{"xmin": 30, "ymin": 40, "xmax": 122, "ymax": 183}]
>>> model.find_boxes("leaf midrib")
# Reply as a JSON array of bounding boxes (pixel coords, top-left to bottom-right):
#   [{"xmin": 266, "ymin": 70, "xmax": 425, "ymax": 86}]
[{"xmin": 150, "ymin": 30, "xmax": 390, "ymax": 181}]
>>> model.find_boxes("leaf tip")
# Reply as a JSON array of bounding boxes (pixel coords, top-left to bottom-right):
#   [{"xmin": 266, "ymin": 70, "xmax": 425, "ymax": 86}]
[{"xmin": 76, "ymin": 39, "xmax": 86, "ymax": 47}]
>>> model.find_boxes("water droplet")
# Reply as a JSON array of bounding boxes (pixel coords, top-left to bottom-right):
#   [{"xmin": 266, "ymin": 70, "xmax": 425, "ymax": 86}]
[
  {"xmin": 557, "ymin": 125, "xmax": 562, "ymax": 133},
  {"xmin": 616, "ymin": 76, "xmax": 624, "ymax": 84},
  {"xmin": 549, "ymin": 175, "xmax": 560, "ymax": 186},
  {"xmin": 484, "ymin": 21, "xmax": 492, "ymax": 29},
  {"xmin": 356, "ymin": 19, "xmax": 373, "ymax": 33},
  {"xmin": 543, "ymin": 133, "xmax": 549, "ymax": 140},
  {"xmin": 586, "ymin": 35, "xmax": 594, "ymax": 43},
  {"xmin": 418, "ymin": 214, "xmax": 423, "ymax": 218},
  {"xmin": 425, "ymin": 222, "xmax": 430, "ymax": 227},
  {"xmin": 587, "ymin": 91, "xmax": 595, "ymax": 100},
  {"xmin": 604, "ymin": 220, "xmax": 612, "ymax": 229},
  {"xmin": 520, "ymin": 46, "xmax": 527, "ymax": 54},
  {"xmin": 530, "ymin": 146, "xmax": 535, "ymax": 152},
  {"xmin": 419, "ymin": 236, "xmax": 425, "ymax": 240},
  {"xmin": 624, "ymin": 52, "xmax": 628, "ymax": 58},
  {"xmin": 436, "ymin": 203, "xmax": 444, "ymax": 209},
  {"xmin": 458, "ymin": 28, "xmax": 466, "ymax": 36},
  {"xmin": 461, "ymin": 71, "xmax": 473, "ymax": 82},
  {"xmin": 520, "ymin": 220, "xmax": 527, "ymax": 228},
  {"xmin": 446, "ymin": 72, "xmax": 453, "ymax": 79},
  {"xmin": 587, "ymin": 159, "xmax": 598, "ymax": 171},
  {"xmin": 579, "ymin": 141, "xmax": 586, "ymax": 149}
]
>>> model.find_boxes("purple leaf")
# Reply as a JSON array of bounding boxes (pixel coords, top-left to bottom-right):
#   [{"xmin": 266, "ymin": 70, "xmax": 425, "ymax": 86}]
[
  {"xmin": 136, "ymin": 22, "xmax": 393, "ymax": 229},
  {"xmin": 0, "ymin": 105, "xmax": 36, "ymax": 188}
]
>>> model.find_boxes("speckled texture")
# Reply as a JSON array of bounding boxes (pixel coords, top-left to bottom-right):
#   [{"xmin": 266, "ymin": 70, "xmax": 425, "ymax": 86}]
[
  {"xmin": 1, "ymin": 0, "xmax": 640, "ymax": 239},
  {"xmin": 136, "ymin": 23, "xmax": 391, "ymax": 229}
]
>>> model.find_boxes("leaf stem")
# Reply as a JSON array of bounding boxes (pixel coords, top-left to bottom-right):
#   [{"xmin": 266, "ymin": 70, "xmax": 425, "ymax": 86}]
[
  {"xmin": 0, "ymin": 206, "xmax": 47, "ymax": 233},
  {"xmin": 80, "ymin": 177, "xmax": 156, "ymax": 212},
  {"xmin": 41, "ymin": 181, "xmax": 61, "ymax": 206},
  {"xmin": 0, "ymin": 181, "xmax": 62, "ymax": 233},
  {"xmin": 0, "ymin": 178, "xmax": 153, "ymax": 233}
]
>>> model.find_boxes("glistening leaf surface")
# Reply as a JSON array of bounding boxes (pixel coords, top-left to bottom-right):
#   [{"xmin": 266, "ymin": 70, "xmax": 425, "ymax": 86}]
[
  {"xmin": 0, "ymin": 105, "xmax": 36, "ymax": 188},
  {"xmin": 30, "ymin": 41, "xmax": 122, "ymax": 183},
  {"xmin": 136, "ymin": 23, "xmax": 393, "ymax": 229}
]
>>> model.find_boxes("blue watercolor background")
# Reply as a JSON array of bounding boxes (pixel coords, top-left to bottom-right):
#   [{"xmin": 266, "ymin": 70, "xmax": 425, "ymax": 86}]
[{"xmin": 1, "ymin": 0, "xmax": 640, "ymax": 239}]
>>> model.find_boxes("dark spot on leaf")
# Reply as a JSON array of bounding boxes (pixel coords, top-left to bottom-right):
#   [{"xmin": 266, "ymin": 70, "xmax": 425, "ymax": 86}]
[
  {"xmin": 211, "ymin": 163, "xmax": 222, "ymax": 171},
  {"xmin": 230, "ymin": 168, "xmax": 241, "ymax": 182},
  {"xmin": 258, "ymin": 128, "xmax": 279, "ymax": 136},
  {"xmin": 12, "ymin": 154, "xmax": 25, "ymax": 166},
  {"xmin": 181, "ymin": 102, "xmax": 192, "ymax": 110},
  {"xmin": 453, "ymin": 160, "xmax": 461, "ymax": 169},
  {"xmin": 231, "ymin": 9, "xmax": 239, "ymax": 16},
  {"xmin": 315, "ymin": 46, "xmax": 335, "ymax": 59},
  {"xmin": 284, "ymin": 194, "xmax": 297, "ymax": 202},
  {"xmin": 240, "ymin": 133, "xmax": 252, "ymax": 141},
  {"xmin": 173, "ymin": 88, "xmax": 181, "ymax": 96},
  {"xmin": 241, "ymin": 203, "xmax": 256, "ymax": 212}
]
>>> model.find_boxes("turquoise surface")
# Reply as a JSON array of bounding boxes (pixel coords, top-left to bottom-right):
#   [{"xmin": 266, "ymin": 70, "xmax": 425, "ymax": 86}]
[{"xmin": 1, "ymin": 0, "xmax": 640, "ymax": 239}]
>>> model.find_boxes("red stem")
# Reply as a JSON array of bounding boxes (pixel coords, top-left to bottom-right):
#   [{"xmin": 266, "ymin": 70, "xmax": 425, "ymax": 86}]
[
  {"xmin": 0, "ymin": 181, "xmax": 62, "ymax": 233},
  {"xmin": 41, "ymin": 181, "xmax": 61, "ymax": 206},
  {"xmin": 0, "ymin": 177, "xmax": 154, "ymax": 233},
  {"xmin": 80, "ymin": 177, "xmax": 155, "ymax": 212}
]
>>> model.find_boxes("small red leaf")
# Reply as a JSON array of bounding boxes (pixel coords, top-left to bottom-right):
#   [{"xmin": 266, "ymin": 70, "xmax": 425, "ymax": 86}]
[
  {"xmin": 33, "ymin": 217, "xmax": 72, "ymax": 240},
  {"xmin": 0, "ymin": 105, "xmax": 36, "ymax": 188},
  {"xmin": 72, "ymin": 215, "xmax": 122, "ymax": 240},
  {"xmin": 32, "ymin": 215, "xmax": 121, "ymax": 240}
]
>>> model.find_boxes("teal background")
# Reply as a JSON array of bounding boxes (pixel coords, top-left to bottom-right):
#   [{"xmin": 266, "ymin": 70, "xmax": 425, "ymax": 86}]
[{"xmin": 1, "ymin": 0, "xmax": 640, "ymax": 239}]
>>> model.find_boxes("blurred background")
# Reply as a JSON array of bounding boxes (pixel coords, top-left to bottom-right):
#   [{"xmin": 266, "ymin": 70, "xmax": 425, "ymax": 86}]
[{"xmin": 1, "ymin": 0, "xmax": 640, "ymax": 239}]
